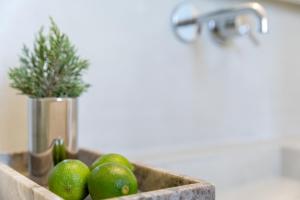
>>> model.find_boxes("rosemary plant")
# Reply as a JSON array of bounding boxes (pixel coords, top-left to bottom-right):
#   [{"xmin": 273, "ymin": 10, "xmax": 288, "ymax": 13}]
[{"xmin": 9, "ymin": 18, "xmax": 89, "ymax": 98}]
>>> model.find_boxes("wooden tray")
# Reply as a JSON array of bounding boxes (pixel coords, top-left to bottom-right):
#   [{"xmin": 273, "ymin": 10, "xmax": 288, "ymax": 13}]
[{"xmin": 0, "ymin": 149, "xmax": 215, "ymax": 200}]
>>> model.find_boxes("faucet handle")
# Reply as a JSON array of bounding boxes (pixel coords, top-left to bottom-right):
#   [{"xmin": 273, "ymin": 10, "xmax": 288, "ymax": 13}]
[{"xmin": 171, "ymin": 2, "xmax": 200, "ymax": 43}]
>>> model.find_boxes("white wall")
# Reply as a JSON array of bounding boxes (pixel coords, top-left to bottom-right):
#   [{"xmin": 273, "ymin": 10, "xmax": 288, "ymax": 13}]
[{"xmin": 0, "ymin": 0, "xmax": 299, "ymax": 158}]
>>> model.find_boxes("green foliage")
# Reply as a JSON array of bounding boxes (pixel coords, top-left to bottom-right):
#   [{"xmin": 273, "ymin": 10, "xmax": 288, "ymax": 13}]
[{"xmin": 8, "ymin": 18, "xmax": 90, "ymax": 97}]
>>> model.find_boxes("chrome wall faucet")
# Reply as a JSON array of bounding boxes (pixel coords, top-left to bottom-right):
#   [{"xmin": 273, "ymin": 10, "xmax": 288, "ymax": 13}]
[{"xmin": 171, "ymin": 2, "xmax": 268, "ymax": 44}]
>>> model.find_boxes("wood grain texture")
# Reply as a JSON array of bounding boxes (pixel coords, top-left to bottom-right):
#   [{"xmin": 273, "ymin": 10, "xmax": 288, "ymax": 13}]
[
  {"xmin": 0, "ymin": 163, "xmax": 61, "ymax": 200},
  {"xmin": 0, "ymin": 149, "xmax": 215, "ymax": 200}
]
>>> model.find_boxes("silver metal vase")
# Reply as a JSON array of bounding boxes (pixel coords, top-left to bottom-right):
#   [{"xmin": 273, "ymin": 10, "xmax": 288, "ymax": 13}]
[{"xmin": 28, "ymin": 97, "xmax": 78, "ymax": 185}]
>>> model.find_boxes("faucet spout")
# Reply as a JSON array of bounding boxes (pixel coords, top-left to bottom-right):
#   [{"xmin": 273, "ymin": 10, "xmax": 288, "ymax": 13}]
[
  {"xmin": 224, "ymin": 2, "xmax": 268, "ymax": 34},
  {"xmin": 251, "ymin": 2, "xmax": 268, "ymax": 33},
  {"xmin": 171, "ymin": 2, "xmax": 268, "ymax": 44}
]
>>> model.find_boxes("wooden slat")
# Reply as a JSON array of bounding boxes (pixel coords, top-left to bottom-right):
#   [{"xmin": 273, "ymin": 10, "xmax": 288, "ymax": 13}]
[{"xmin": 0, "ymin": 163, "xmax": 61, "ymax": 200}]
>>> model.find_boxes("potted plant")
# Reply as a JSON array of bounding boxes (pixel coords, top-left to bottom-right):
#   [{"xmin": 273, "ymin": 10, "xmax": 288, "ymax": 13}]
[{"xmin": 8, "ymin": 18, "xmax": 89, "ymax": 184}]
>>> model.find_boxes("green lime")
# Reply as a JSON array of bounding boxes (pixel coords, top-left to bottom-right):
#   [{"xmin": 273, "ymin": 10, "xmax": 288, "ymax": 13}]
[
  {"xmin": 90, "ymin": 153, "xmax": 134, "ymax": 171},
  {"xmin": 88, "ymin": 163, "xmax": 138, "ymax": 200},
  {"xmin": 48, "ymin": 159, "xmax": 90, "ymax": 200}
]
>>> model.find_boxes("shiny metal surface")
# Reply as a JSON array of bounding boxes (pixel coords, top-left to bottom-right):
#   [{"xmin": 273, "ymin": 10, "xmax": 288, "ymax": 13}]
[
  {"xmin": 171, "ymin": 2, "xmax": 268, "ymax": 44},
  {"xmin": 28, "ymin": 98, "xmax": 78, "ymax": 185}
]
